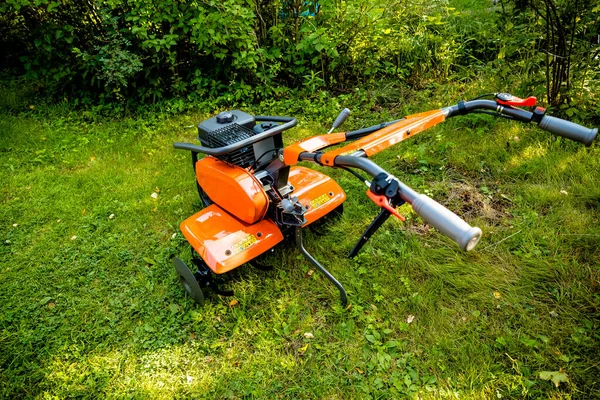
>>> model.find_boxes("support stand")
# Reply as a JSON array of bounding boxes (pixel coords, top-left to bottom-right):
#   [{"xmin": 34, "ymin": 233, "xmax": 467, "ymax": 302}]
[
  {"xmin": 348, "ymin": 209, "xmax": 391, "ymax": 258},
  {"xmin": 295, "ymin": 226, "xmax": 348, "ymax": 306}
]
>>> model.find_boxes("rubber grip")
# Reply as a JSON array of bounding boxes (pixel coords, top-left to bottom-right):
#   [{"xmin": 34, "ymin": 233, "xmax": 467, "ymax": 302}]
[
  {"xmin": 332, "ymin": 108, "xmax": 351, "ymax": 129},
  {"xmin": 411, "ymin": 194, "xmax": 482, "ymax": 251},
  {"xmin": 539, "ymin": 115, "xmax": 598, "ymax": 147}
]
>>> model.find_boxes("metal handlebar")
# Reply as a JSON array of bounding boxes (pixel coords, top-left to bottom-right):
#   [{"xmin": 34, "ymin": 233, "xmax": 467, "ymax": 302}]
[
  {"xmin": 173, "ymin": 116, "xmax": 297, "ymax": 155},
  {"xmin": 331, "ymin": 154, "xmax": 482, "ymax": 251}
]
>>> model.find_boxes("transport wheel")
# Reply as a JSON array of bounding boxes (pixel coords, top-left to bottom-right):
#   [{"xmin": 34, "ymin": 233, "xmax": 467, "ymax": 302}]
[
  {"xmin": 196, "ymin": 183, "xmax": 213, "ymax": 207},
  {"xmin": 191, "ymin": 152, "xmax": 212, "ymax": 207},
  {"xmin": 174, "ymin": 257, "xmax": 205, "ymax": 305}
]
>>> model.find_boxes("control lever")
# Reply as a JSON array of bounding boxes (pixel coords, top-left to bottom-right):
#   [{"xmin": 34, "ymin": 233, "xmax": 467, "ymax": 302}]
[
  {"xmin": 328, "ymin": 108, "xmax": 351, "ymax": 133},
  {"xmin": 366, "ymin": 190, "xmax": 405, "ymax": 222},
  {"xmin": 495, "ymin": 93, "xmax": 537, "ymax": 107}
]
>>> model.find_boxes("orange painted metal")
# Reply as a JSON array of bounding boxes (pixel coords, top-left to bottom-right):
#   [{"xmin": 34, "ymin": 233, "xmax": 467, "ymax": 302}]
[
  {"xmin": 196, "ymin": 156, "xmax": 268, "ymax": 225},
  {"xmin": 181, "ymin": 204, "xmax": 284, "ymax": 274},
  {"xmin": 283, "ymin": 132, "xmax": 347, "ymax": 166},
  {"xmin": 319, "ymin": 109, "xmax": 446, "ymax": 166},
  {"xmin": 288, "ymin": 166, "xmax": 346, "ymax": 227}
]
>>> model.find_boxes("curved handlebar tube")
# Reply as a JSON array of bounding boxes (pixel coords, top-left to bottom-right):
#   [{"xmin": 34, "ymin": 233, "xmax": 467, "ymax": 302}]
[
  {"xmin": 445, "ymin": 100, "xmax": 532, "ymax": 122},
  {"xmin": 173, "ymin": 116, "xmax": 297, "ymax": 155},
  {"xmin": 446, "ymin": 100, "xmax": 597, "ymax": 146},
  {"xmin": 316, "ymin": 154, "xmax": 482, "ymax": 251}
]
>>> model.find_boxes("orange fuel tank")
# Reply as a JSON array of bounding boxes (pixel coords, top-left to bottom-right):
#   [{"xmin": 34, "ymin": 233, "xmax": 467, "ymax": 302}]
[{"xmin": 195, "ymin": 156, "xmax": 269, "ymax": 225}]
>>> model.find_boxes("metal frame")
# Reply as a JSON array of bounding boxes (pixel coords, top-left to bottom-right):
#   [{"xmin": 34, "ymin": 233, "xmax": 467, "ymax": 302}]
[{"xmin": 295, "ymin": 226, "xmax": 348, "ymax": 307}]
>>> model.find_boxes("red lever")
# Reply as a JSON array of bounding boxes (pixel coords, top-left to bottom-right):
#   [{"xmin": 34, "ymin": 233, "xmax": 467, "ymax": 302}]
[
  {"xmin": 366, "ymin": 190, "xmax": 406, "ymax": 221},
  {"xmin": 496, "ymin": 94, "xmax": 537, "ymax": 107}
]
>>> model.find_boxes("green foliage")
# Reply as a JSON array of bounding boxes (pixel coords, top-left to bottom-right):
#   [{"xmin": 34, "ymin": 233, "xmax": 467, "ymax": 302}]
[
  {"xmin": 69, "ymin": 10, "xmax": 142, "ymax": 100},
  {"xmin": 0, "ymin": 0, "xmax": 512, "ymax": 104},
  {"xmin": 496, "ymin": 0, "xmax": 600, "ymax": 113}
]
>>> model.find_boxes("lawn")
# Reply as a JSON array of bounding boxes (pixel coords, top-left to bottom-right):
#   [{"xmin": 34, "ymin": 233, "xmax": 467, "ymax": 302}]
[{"xmin": 1, "ymin": 83, "xmax": 599, "ymax": 399}]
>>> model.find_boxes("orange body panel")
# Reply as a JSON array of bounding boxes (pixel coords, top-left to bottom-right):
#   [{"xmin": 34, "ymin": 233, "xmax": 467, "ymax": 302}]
[
  {"xmin": 288, "ymin": 166, "xmax": 346, "ymax": 227},
  {"xmin": 283, "ymin": 132, "xmax": 347, "ymax": 166},
  {"xmin": 320, "ymin": 109, "xmax": 446, "ymax": 166},
  {"xmin": 181, "ymin": 204, "xmax": 284, "ymax": 274},
  {"xmin": 196, "ymin": 157, "xmax": 268, "ymax": 224}
]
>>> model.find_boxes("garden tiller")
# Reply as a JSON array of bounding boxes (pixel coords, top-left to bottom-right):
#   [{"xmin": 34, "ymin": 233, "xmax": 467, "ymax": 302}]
[{"xmin": 173, "ymin": 93, "xmax": 597, "ymax": 306}]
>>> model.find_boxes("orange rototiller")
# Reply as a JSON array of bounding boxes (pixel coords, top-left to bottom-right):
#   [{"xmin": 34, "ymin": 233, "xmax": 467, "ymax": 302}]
[{"xmin": 173, "ymin": 93, "xmax": 597, "ymax": 306}]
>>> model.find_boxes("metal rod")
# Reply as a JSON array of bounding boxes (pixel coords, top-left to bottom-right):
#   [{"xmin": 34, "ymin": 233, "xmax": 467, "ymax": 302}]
[
  {"xmin": 295, "ymin": 226, "xmax": 348, "ymax": 306},
  {"xmin": 174, "ymin": 117, "xmax": 297, "ymax": 156},
  {"xmin": 349, "ymin": 208, "xmax": 391, "ymax": 258}
]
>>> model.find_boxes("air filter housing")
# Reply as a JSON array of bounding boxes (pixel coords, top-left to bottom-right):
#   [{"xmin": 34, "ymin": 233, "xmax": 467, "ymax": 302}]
[{"xmin": 197, "ymin": 110, "xmax": 258, "ymax": 168}]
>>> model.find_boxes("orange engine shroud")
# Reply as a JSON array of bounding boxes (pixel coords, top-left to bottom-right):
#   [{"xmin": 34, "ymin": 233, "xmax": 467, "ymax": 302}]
[
  {"xmin": 182, "ymin": 164, "xmax": 346, "ymax": 273},
  {"xmin": 195, "ymin": 156, "xmax": 268, "ymax": 225}
]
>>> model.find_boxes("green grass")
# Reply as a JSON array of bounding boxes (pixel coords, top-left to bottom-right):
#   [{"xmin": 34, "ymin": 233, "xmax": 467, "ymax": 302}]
[{"xmin": 1, "ymin": 83, "xmax": 599, "ymax": 399}]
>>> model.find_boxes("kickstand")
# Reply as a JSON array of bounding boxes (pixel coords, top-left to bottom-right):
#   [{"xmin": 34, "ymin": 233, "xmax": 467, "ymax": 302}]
[
  {"xmin": 348, "ymin": 209, "xmax": 391, "ymax": 258},
  {"xmin": 295, "ymin": 226, "xmax": 348, "ymax": 307}
]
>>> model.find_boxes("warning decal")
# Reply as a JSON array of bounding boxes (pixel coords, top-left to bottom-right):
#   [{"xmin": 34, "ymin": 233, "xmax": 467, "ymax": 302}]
[
  {"xmin": 232, "ymin": 234, "xmax": 258, "ymax": 255},
  {"xmin": 310, "ymin": 193, "xmax": 330, "ymax": 209}
]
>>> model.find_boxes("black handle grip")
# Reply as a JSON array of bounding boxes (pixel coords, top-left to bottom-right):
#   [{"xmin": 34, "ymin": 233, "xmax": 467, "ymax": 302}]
[
  {"xmin": 539, "ymin": 115, "xmax": 598, "ymax": 147},
  {"xmin": 410, "ymin": 194, "xmax": 482, "ymax": 251},
  {"xmin": 330, "ymin": 108, "xmax": 351, "ymax": 132}
]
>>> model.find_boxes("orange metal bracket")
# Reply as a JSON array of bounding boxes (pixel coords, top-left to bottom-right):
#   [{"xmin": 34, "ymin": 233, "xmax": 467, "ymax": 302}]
[
  {"xmin": 282, "ymin": 109, "xmax": 446, "ymax": 166},
  {"xmin": 320, "ymin": 109, "xmax": 446, "ymax": 166},
  {"xmin": 283, "ymin": 132, "xmax": 346, "ymax": 166}
]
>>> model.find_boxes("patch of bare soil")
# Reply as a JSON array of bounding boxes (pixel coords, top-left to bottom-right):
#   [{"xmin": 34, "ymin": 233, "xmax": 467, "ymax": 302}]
[
  {"xmin": 445, "ymin": 181, "xmax": 510, "ymax": 224},
  {"xmin": 406, "ymin": 180, "xmax": 511, "ymax": 236}
]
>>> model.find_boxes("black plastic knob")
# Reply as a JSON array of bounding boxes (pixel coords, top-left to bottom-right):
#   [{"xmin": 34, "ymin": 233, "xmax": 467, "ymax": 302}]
[
  {"xmin": 216, "ymin": 111, "xmax": 234, "ymax": 124},
  {"xmin": 496, "ymin": 93, "xmax": 513, "ymax": 101}
]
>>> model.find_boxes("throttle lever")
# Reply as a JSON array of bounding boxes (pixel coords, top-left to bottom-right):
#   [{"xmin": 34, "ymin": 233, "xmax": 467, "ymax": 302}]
[
  {"xmin": 366, "ymin": 190, "xmax": 406, "ymax": 221},
  {"xmin": 496, "ymin": 93, "xmax": 537, "ymax": 107},
  {"xmin": 328, "ymin": 108, "xmax": 351, "ymax": 133}
]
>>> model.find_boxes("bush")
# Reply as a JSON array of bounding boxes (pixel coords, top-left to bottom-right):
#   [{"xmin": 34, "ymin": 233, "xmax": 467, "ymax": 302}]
[
  {"xmin": 1, "ymin": 0, "xmax": 501, "ymax": 103},
  {"xmin": 1, "ymin": 0, "xmax": 597, "ymax": 114}
]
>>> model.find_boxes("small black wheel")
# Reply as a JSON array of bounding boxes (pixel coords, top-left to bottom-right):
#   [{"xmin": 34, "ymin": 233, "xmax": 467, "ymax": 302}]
[
  {"xmin": 196, "ymin": 182, "xmax": 213, "ymax": 207},
  {"xmin": 174, "ymin": 257, "xmax": 205, "ymax": 305}
]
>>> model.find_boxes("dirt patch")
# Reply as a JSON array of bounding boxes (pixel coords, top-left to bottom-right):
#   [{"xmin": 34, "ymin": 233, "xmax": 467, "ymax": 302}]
[
  {"xmin": 445, "ymin": 182, "xmax": 510, "ymax": 224},
  {"xmin": 404, "ymin": 179, "xmax": 511, "ymax": 236},
  {"xmin": 405, "ymin": 222, "xmax": 432, "ymax": 236}
]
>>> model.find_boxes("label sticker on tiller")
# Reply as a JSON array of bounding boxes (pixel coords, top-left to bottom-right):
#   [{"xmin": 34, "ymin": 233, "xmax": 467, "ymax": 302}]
[
  {"xmin": 232, "ymin": 234, "xmax": 258, "ymax": 255},
  {"xmin": 310, "ymin": 193, "xmax": 330, "ymax": 209}
]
